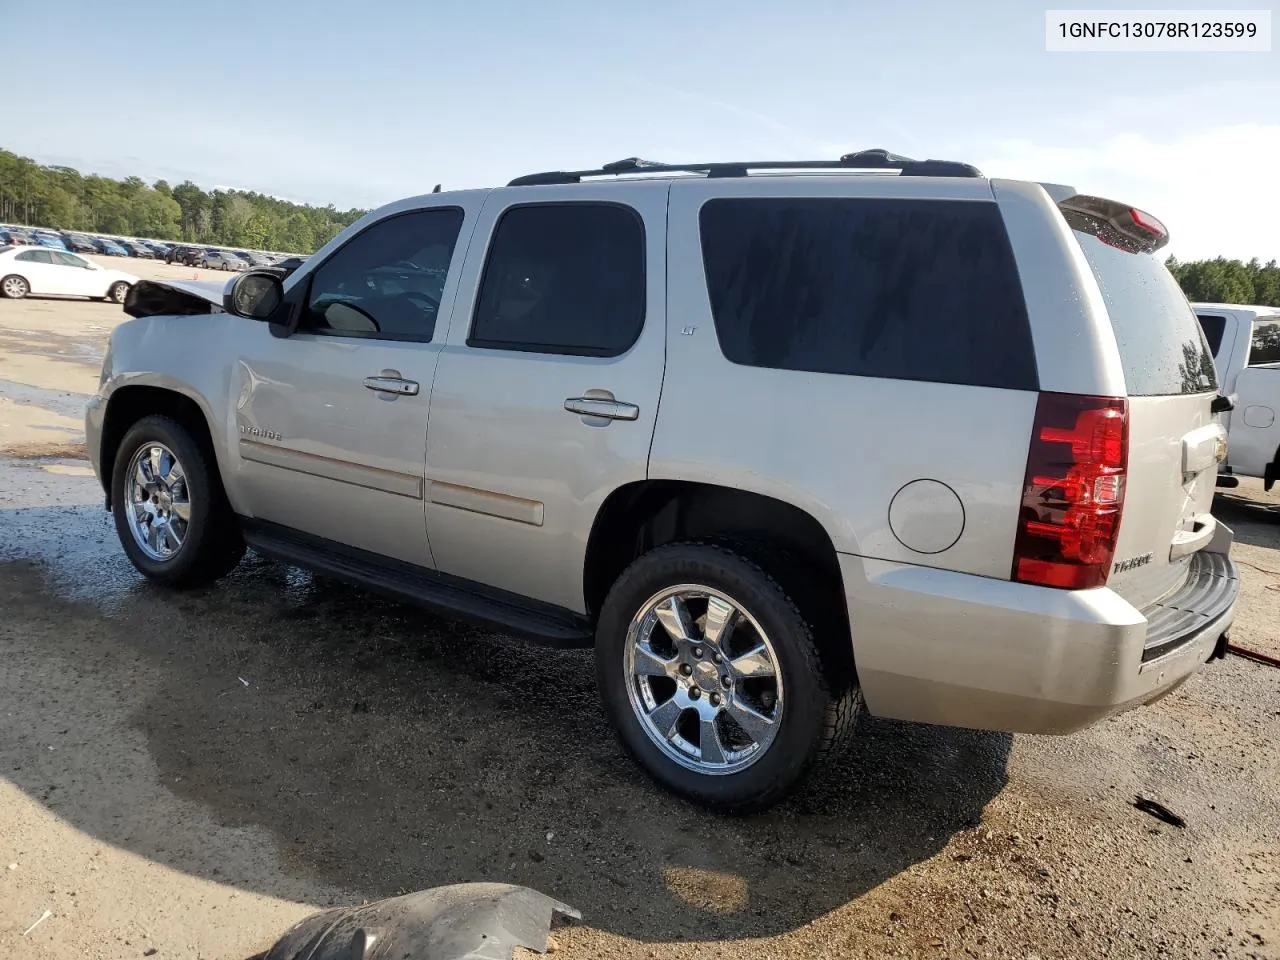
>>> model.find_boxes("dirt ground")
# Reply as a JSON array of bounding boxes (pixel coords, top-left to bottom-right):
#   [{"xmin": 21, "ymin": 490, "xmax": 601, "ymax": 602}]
[{"xmin": 0, "ymin": 275, "xmax": 1278, "ymax": 959}]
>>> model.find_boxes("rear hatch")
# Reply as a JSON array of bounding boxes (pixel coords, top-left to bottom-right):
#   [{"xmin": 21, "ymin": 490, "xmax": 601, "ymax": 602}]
[{"xmin": 1061, "ymin": 197, "xmax": 1225, "ymax": 611}]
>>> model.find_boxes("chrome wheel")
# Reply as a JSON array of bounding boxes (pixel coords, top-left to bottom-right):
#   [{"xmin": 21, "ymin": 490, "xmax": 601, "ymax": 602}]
[
  {"xmin": 123, "ymin": 442, "xmax": 191, "ymax": 561},
  {"xmin": 2, "ymin": 276, "xmax": 29, "ymax": 298},
  {"xmin": 625, "ymin": 584, "xmax": 783, "ymax": 776}
]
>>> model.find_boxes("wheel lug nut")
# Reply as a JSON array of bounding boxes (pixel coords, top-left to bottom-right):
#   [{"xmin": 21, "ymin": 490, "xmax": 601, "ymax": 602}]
[
  {"xmin": 721, "ymin": 676, "xmax": 731, "ymax": 688},
  {"xmin": 693, "ymin": 646, "xmax": 703, "ymax": 658},
  {"xmin": 712, "ymin": 653, "xmax": 723, "ymax": 664},
  {"xmin": 690, "ymin": 687, "xmax": 701, "ymax": 700},
  {"xmin": 711, "ymin": 693, "xmax": 723, "ymax": 706},
  {"xmin": 680, "ymin": 664, "xmax": 693, "ymax": 677}
]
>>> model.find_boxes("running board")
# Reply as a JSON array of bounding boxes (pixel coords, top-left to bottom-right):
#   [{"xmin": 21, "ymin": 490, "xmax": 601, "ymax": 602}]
[{"xmin": 239, "ymin": 518, "xmax": 593, "ymax": 647}]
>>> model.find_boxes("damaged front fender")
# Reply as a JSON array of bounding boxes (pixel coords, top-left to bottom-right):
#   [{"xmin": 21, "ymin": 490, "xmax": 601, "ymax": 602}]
[
  {"xmin": 259, "ymin": 883, "xmax": 580, "ymax": 960},
  {"xmin": 123, "ymin": 278, "xmax": 229, "ymax": 318}
]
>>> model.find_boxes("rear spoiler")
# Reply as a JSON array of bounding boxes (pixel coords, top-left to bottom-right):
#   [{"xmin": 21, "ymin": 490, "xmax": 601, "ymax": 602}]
[
  {"xmin": 1057, "ymin": 194, "xmax": 1170, "ymax": 254},
  {"xmin": 123, "ymin": 278, "xmax": 228, "ymax": 319}
]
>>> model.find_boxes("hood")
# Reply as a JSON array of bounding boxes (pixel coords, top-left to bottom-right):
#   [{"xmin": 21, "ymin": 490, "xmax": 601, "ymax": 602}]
[{"xmin": 122, "ymin": 277, "xmax": 228, "ymax": 318}]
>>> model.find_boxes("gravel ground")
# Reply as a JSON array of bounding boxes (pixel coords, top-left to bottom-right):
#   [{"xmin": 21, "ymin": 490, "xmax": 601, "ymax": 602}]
[{"xmin": 0, "ymin": 284, "xmax": 1277, "ymax": 959}]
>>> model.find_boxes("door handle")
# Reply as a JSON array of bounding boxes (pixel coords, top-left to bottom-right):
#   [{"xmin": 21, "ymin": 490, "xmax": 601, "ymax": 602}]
[
  {"xmin": 564, "ymin": 397, "xmax": 639, "ymax": 421},
  {"xmin": 363, "ymin": 376, "xmax": 419, "ymax": 396}
]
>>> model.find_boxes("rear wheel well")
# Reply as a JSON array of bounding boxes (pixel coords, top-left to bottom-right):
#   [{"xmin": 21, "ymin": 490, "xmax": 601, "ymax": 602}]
[
  {"xmin": 584, "ymin": 481, "xmax": 855, "ymax": 685},
  {"xmin": 100, "ymin": 387, "xmax": 217, "ymax": 506}
]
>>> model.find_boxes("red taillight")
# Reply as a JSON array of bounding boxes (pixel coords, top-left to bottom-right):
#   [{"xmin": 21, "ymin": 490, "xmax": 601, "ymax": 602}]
[{"xmin": 1013, "ymin": 393, "xmax": 1128, "ymax": 590}]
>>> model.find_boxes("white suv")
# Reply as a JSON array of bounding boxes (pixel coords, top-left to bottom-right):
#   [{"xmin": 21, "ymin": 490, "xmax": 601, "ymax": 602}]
[{"xmin": 86, "ymin": 150, "xmax": 1238, "ymax": 811}]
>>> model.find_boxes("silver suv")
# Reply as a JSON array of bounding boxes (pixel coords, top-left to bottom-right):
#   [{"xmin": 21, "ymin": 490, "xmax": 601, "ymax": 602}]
[{"xmin": 86, "ymin": 150, "xmax": 1238, "ymax": 811}]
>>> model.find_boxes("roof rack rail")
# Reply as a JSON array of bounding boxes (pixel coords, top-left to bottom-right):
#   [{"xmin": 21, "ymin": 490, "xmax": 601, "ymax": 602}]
[{"xmin": 507, "ymin": 148, "xmax": 983, "ymax": 186}]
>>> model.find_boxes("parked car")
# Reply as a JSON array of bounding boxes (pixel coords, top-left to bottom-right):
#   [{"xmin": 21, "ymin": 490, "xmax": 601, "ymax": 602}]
[
  {"xmin": 33, "ymin": 233, "xmax": 69, "ymax": 251},
  {"xmin": 121, "ymin": 240, "xmax": 156, "ymax": 259},
  {"xmin": 0, "ymin": 245, "xmax": 138, "ymax": 302},
  {"xmin": 165, "ymin": 245, "xmax": 203, "ymax": 266},
  {"xmin": 1193, "ymin": 303, "xmax": 1280, "ymax": 489},
  {"xmin": 84, "ymin": 150, "xmax": 1237, "ymax": 811},
  {"xmin": 200, "ymin": 250, "xmax": 245, "ymax": 271},
  {"xmin": 144, "ymin": 241, "xmax": 171, "ymax": 258},
  {"xmin": 63, "ymin": 235, "xmax": 100, "ymax": 254},
  {"xmin": 96, "ymin": 239, "xmax": 129, "ymax": 257},
  {"xmin": 242, "ymin": 252, "xmax": 274, "ymax": 268}
]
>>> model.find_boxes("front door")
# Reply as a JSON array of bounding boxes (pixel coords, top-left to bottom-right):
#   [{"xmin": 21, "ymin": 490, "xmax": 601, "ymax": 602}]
[
  {"xmin": 229, "ymin": 202, "xmax": 475, "ymax": 568},
  {"xmin": 51, "ymin": 251, "xmax": 103, "ymax": 296},
  {"xmin": 424, "ymin": 184, "xmax": 669, "ymax": 612}
]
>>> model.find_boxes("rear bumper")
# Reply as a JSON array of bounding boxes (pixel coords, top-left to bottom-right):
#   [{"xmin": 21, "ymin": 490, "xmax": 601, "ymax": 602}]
[{"xmin": 843, "ymin": 544, "xmax": 1237, "ymax": 735}]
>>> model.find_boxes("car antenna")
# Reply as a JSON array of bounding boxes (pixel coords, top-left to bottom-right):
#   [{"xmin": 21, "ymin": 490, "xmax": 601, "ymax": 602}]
[{"xmin": 432, "ymin": 184, "xmax": 441, "ymax": 193}]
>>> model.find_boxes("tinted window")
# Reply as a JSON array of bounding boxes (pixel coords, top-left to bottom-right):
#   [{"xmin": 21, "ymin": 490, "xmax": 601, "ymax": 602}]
[
  {"xmin": 1196, "ymin": 313, "xmax": 1227, "ymax": 357},
  {"xmin": 1072, "ymin": 231, "xmax": 1216, "ymax": 396},
  {"xmin": 1250, "ymin": 319, "xmax": 1280, "ymax": 366},
  {"xmin": 470, "ymin": 203, "xmax": 645, "ymax": 357},
  {"xmin": 15, "ymin": 250, "xmax": 53, "ymax": 264},
  {"xmin": 302, "ymin": 208, "xmax": 464, "ymax": 342},
  {"xmin": 54, "ymin": 252, "xmax": 88, "ymax": 268},
  {"xmin": 698, "ymin": 198, "xmax": 1037, "ymax": 390}
]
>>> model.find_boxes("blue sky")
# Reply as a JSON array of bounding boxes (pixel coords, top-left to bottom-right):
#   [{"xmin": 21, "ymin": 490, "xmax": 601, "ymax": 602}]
[{"xmin": 6, "ymin": 0, "xmax": 1278, "ymax": 260}]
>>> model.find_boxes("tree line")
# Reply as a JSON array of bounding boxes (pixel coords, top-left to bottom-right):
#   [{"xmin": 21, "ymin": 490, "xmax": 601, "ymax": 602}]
[
  {"xmin": 3, "ymin": 147, "xmax": 1280, "ymax": 295},
  {"xmin": 1165, "ymin": 255, "xmax": 1280, "ymax": 307},
  {"xmin": 0, "ymin": 148, "xmax": 367, "ymax": 253}
]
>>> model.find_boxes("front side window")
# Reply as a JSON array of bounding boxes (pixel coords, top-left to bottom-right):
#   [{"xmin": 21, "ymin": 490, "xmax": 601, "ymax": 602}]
[
  {"xmin": 301, "ymin": 208, "xmax": 464, "ymax": 342},
  {"xmin": 54, "ymin": 251, "xmax": 89, "ymax": 268},
  {"xmin": 1250, "ymin": 319, "xmax": 1280, "ymax": 366},
  {"xmin": 470, "ymin": 203, "xmax": 646, "ymax": 357},
  {"xmin": 15, "ymin": 250, "xmax": 53, "ymax": 264}
]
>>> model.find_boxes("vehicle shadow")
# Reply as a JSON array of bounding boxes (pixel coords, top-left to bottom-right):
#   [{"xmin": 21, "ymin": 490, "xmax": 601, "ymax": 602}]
[{"xmin": 0, "ymin": 502, "xmax": 1011, "ymax": 944}]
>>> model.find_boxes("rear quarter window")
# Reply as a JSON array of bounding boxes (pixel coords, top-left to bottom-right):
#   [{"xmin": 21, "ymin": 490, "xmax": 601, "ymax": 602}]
[
  {"xmin": 1196, "ymin": 313, "xmax": 1227, "ymax": 357},
  {"xmin": 1070, "ymin": 229, "xmax": 1217, "ymax": 396},
  {"xmin": 698, "ymin": 197, "xmax": 1037, "ymax": 390}
]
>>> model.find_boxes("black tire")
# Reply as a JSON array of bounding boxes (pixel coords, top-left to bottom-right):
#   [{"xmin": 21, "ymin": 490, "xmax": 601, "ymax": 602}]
[
  {"xmin": 111, "ymin": 415, "xmax": 244, "ymax": 588},
  {"xmin": 107, "ymin": 281, "xmax": 130, "ymax": 304},
  {"xmin": 595, "ymin": 541, "xmax": 860, "ymax": 812},
  {"xmin": 1, "ymin": 274, "xmax": 30, "ymax": 299}
]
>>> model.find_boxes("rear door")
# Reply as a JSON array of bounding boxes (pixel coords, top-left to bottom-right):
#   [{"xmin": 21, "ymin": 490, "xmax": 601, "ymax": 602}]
[
  {"xmin": 423, "ymin": 184, "xmax": 668, "ymax": 613},
  {"xmin": 12, "ymin": 249, "xmax": 58, "ymax": 293},
  {"xmin": 1067, "ymin": 214, "xmax": 1224, "ymax": 609}
]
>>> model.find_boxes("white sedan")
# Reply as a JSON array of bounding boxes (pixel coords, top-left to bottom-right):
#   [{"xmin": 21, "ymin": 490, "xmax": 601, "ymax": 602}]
[{"xmin": 0, "ymin": 246, "xmax": 139, "ymax": 303}]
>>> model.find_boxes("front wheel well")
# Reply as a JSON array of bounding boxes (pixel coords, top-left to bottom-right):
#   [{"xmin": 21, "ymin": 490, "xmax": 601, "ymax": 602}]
[
  {"xmin": 99, "ymin": 387, "xmax": 217, "ymax": 506},
  {"xmin": 584, "ymin": 480, "xmax": 854, "ymax": 685}
]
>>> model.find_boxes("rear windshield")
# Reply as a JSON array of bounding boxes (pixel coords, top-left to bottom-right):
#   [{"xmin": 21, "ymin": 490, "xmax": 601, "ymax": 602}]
[{"xmin": 1071, "ymin": 229, "xmax": 1217, "ymax": 396}]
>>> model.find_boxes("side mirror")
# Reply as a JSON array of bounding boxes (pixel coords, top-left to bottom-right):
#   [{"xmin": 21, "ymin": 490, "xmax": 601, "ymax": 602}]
[
  {"xmin": 1211, "ymin": 393, "xmax": 1237, "ymax": 415},
  {"xmin": 225, "ymin": 270, "xmax": 284, "ymax": 321}
]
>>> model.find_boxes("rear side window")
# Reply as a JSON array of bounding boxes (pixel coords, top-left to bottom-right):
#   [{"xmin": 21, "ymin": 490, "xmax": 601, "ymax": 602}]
[
  {"xmin": 698, "ymin": 198, "xmax": 1037, "ymax": 390},
  {"xmin": 1071, "ymin": 231, "xmax": 1217, "ymax": 396},
  {"xmin": 1196, "ymin": 313, "xmax": 1227, "ymax": 357},
  {"xmin": 1250, "ymin": 319, "xmax": 1280, "ymax": 366},
  {"xmin": 470, "ymin": 203, "xmax": 646, "ymax": 357}
]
